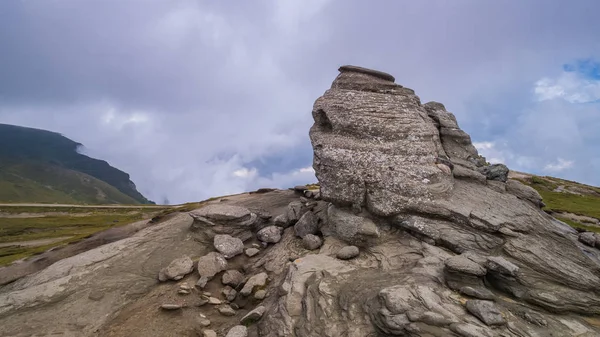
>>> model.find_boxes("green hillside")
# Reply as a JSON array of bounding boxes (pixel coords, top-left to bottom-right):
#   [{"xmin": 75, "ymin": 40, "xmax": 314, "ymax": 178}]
[
  {"xmin": 510, "ymin": 172, "xmax": 600, "ymax": 232},
  {"xmin": 0, "ymin": 123, "xmax": 153, "ymax": 204}
]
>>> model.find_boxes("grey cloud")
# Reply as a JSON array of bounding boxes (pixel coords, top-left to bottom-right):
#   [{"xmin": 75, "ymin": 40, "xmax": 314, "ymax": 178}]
[{"xmin": 1, "ymin": 0, "xmax": 599, "ymax": 203}]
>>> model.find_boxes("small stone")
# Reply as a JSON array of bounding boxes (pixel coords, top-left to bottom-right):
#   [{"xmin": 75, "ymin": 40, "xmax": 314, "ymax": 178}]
[
  {"xmin": 256, "ymin": 226, "xmax": 283, "ymax": 243},
  {"xmin": 222, "ymin": 286, "xmax": 237, "ymax": 302},
  {"xmin": 196, "ymin": 298, "xmax": 209, "ymax": 307},
  {"xmin": 178, "ymin": 289, "xmax": 190, "ymax": 295},
  {"xmin": 273, "ymin": 214, "xmax": 289, "ymax": 227},
  {"xmin": 226, "ymin": 325, "xmax": 248, "ymax": 337},
  {"xmin": 199, "ymin": 318, "xmax": 211, "ymax": 327},
  {"xmin": 231, "ymin": 302, "xmax": 240, "ymax": 310},
  {"xmin": 336, "ymin": 246, "xmax": 360, "ymax": 260},
  {"xmin": 222, "ymin": 270, "xmax": 245, "ymax": 287},
  {"xmin": 240, "ymin": 306, "xmax": 266, "ymax": 325},
  {"xmin": 245, "ymin": 248, "xmax": 260, "ymax": 257},
  {"xmin": 197, "ymin": 252, "xmax": 228, "ymax": 279},
  {"xmin": 218, "ymin": 304, "xmax": 236, "ymax": 316},
  {"xmin": 214, "ymin": 234, "xmax": 244, "ymax": 258},
  {"xmin": 158, "ymin": 256, "xmax": 194, "ymax": 282},
  {"xmin": 203, "ymin": 292, "xmax": 212, "ymax": 296},
  {"xmin": 195, "ymin": 277, "xmax": 208, "ymax": 289},
  {"xmin": 208, "ymin": 297, "xmax": 222, "ymax": 305},
  {"xmin": 466, "ymin": 300, "xmax": 506, "ymax": 326},
  {"xmin": 88, "ymin": 290, "xmax": 104, "ymax": 301},
  {"xmin": 240, "ymin": 272, "xmax": 268, "ymax": 296},
  {"xmin": 179, "ymin": 282, "xmax": 192, "ymax": 291},
  {"xmin": 252, "ymin": 243, "xmax": 261, "ymax": 248},
  {"xmin": 254, "ymin": 289, "xmax": 267, "ymax": 300},
  {"xmin": 203, "ymin": 330, "xmax": 217, "ymax": 337},
  {"xmin": 160, "ymin": 304, "xmax": 182, "ymax": 310},
  {"xmin": 302, "ymin": 234, "xmax": 323, "ymax": 250}
]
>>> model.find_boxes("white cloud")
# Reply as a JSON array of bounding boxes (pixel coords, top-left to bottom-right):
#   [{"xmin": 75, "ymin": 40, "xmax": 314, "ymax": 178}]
[
  {"xmin": 232, "ymin": 167, "xmax": 258, "ymax": 178},
  {"xmin": 534, "ymin": 72, "xmax": 600, "ymax": 103},
  {"xmin": 544, "ymin": 158, "xmax": 574, "ymax": 172}
]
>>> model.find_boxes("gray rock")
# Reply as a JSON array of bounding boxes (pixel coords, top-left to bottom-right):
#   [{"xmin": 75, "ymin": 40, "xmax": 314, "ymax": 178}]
[
  {"xmin": 286, "ymin": 201, "xmax": 308, "ymax": 226},
  {"xmin": 198, "ymin": 318, "xmax": 211, "ymax": 327},
  {"xmin": 208, "ymin": 297, "xmax": 222, "ymax": 305},
  {"xmin": 195, "ymin": 277, "xmax": 208, "ymax": 289},
  {"xmin": 579, "ymin": 232, "xmax": 597, "ymax": 247},
  {"xmin": 160, "ymin": 303, "xmax": 182, "ymax": 310},
  {"xmin": 486, "ymin": 256, "xmax": 519, "ymax": 276},
  {"xmin": 445, "ymin": 255, "xmax": 486, "ymax": 276},
  {"xmin": 254, "ymin": 289, "xmax": 267, "ymax": 300},
  {"xmin": 202, "ymin": 330, "xmax": 217, "ymax": 337},
  {"xmin": 222, "ymin": 286, "xmax": 237, "ymax": 302},
  {"xmin": 506, "ymin": 179, "xmax": 544, "ymax": 207},
  {"xmin": 240, "ymin": 305, "xmax": 266, "ymax": 324},
  {"xmin": 225, "ymin": 325, "xmax": 248, "ymax": 337},
  {"xmin": 273, "ymin": 214, "xmax": 288, "ymax": 227},
  {"xmin": 459, "ymin": 286, "xmax": 495, "ymax": 300},
  {"xmin": 465, "ymin": 300, "xmax": 506, "ymax": 326},
  {"xmin": 336, "ymin": 246, "xmax": 359, "ymax": 260},
  {"xmin": 158, "ymin": 256, "xmax": 194, "ymax": 281},
  {"xmin": 327, "ymin": 205, "xmax": 380, "ymax": 246},
  {"xmin": 190, "ymin": 204, "xmax": 251, "ymax": 222},
  {"xmin": 177, "ymin": 289, "xmax": 190, "ymax": 295},
  {"xmin": 294, "ymin": 211, "xmax": 319, "ymax": 238},
  {"xmin": 256, "ymin": 226, "xmax": 283, "ymax": 243},
  {"xmin": 197, "ymin": 252, "xmax": 228, "ymax": 280},
  {"xmin": 310, "ymin": 65, "xmax": 454, "ymax": 216},
  {"xmin": 245, "ymin": 248, "xmax": 260, "ymax": 257},
  {"xmin": 302, "ymin": 234, "xmax": 323, "ymax": 250},
  {"xmin": 214, "ymin": 234, "xmax": 244, "ymax": 258},
  {"xmin": 222, "ymin": 270, "xmax": 244, "ymax": 287},
  {"xmin": 218, "ymin": 304, "xmax": 236, "ymax": 316},
  {"xmin": 240, "ymin": 272, "xmax": 268, "ymax": 296},
  {"xmin": 478, "ymin": 164, "xmax": 509, "ymax": 182}
]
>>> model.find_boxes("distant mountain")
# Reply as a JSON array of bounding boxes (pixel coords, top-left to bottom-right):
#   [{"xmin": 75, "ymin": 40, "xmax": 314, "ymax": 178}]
[{"xmin": 0, "ymin": 123, "xmax": 153, "ymax": 204}]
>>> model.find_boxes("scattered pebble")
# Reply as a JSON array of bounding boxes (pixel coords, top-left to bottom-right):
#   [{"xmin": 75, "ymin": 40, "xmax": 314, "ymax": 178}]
[
  {"xmin": 160, "ymin": 304, "xmax": 182, "ymax": 310},
  {"xmin": 245, "ymin": 248, "xmax": 260, "ymax": 257},
  {"xmin": 218, "ymin": 304, "xmax": 236, "ymax": 316},
  {"xmin": 208, "ymin": 297, "xmax": 222, "ymax": 305}
]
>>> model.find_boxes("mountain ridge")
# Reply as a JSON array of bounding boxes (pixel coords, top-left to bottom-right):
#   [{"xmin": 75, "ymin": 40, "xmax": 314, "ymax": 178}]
[{"xmin": 0, "ymin": 123, "xmax": 153, "ymax": 204}]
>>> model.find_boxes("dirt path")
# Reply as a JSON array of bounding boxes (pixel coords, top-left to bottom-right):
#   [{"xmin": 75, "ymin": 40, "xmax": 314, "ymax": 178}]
[{"xmin": 0, "ymin": 236, "xmax": 72, "ymax": 248}]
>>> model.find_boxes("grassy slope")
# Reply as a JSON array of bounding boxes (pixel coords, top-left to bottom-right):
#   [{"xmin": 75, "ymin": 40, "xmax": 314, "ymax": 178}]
[
  {"xmin": 0, "ymin": 160, "xmax": 140, "ymax": 204},
  {"xmin": 0, "ymin": 206, "xmax": 172, "ymax": 266},
  {"xmin": 515, "ymin": 174, "xmax": 600, "ymax": 232}
]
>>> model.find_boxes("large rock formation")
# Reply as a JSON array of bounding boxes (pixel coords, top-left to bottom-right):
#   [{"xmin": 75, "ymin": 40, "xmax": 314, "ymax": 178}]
[{"xmin": 1, "ymin": 66, "xmax": 599, "ymax": 337}]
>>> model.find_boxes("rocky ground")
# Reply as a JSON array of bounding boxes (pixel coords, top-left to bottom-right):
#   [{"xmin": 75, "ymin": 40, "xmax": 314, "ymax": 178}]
[{"xmin": 1, "ymin": 66, "xmax": 600, "ymax": 336}]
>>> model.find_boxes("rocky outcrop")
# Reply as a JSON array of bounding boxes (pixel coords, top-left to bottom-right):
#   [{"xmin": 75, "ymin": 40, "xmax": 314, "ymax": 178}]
[{"xmin": 1, "ymin": 67, "xmax": 600, "ymax": 337}]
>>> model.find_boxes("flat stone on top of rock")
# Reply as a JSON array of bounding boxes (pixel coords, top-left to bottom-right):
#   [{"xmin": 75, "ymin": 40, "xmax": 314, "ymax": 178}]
[
  {"xmin": 339, "ymin": 65, "xmax": 396, "ymax": 82},
  {"xmin": 190, "ymin": 204, "xmax": 251, "ymax": 221},
  {"xmin": 240, "ymin": 305, "xmax": 266, "ymax": 324},
  {"xmin": 478, "ymin": 164, "xmax": 509, "ymax": 182},
  {"xmin": 256, "ymin": 226, "xmax": 282, "ymax": 243},
  {"xmin": 465, "ymin": 300, "xmax": 506, "ymax": 326},
  {"xmin": 158, "ymin": 256, "xmax": 194, "ymax": 282},
  {"xmin": 214, "ymin": 234, "xmax": 244, "ymax": 258},
  {"xmin": 197, "ymin": 252, "xmax": 228, "ymax": 279},
  {"xmin": 240, "ymin": 272, "xmax": 268, "ymax": 296},
  {"xmin": 226, "ymin": 325, "xmax": 248, "ymax": 337},
  {"xmin": 336, "ymin": 246, "xmax": 360, "ymax": 260}
]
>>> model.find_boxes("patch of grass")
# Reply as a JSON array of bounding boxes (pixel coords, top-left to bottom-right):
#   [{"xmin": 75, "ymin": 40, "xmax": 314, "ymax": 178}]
[
  {"xmin": 536, "ymin": 189, "xmax": 600, "ymax": 220},
  {"xmin": 555, "ymin": 216, "xmax": 600, "ymax": 234}
]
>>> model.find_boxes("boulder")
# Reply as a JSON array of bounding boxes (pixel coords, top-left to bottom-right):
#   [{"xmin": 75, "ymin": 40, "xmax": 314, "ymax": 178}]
[
  {"xmin": 256, "ymin": 226, "xmax": 283, "ymax": 243},
  {"xmin": 285, "ymin": 201, "xmax": 308, "ymax": 226},
  {"xmin": 579, "ymin": 232, "xmax": 597, "ymax": 247},
  {"xmin": 302, "ymin": 234, "xmax": 323, "ymax": 250},
  {"xmin": 336, "ymin": 246, "xmax": 359, "ymax": 260},
  {"xmin": 240, "ymin": 272, "xmax": 268, "ymax": 296},
  {"xmin": 222, "ymin": 270, "xmax": 244, "ymax": 287},
  {"xmin": 158, "ymin": 256, "xmax": 194, "ymax": 281},
  {"xmin": 486, "ymin": 256, "xmax": 519, "ymax": 276},
  {"xmin": 197, "ymin": 252, "xmax": 228, "ymax": 280},
  {"xmin": 294, "ymin": 211, "xmax": 319, "ymax": 238},
  {"xmin": 478, "ymin": 164, "xmax": 509, "ymax": 182},
  {"xmin": 327, "ymin": 205, "xmax": 379, "ymax": 246},
  {"xmin": 225, "ymin": 325, "xmax": 248, "ymax": 337},
  {"xmin": 506, "ymin": 179, "xmax": 544, "ymax": 207},
  {"xmin": 214, "ymin": 234, "xmax": 244, "ymax": 258},
  {"xmin": 240, "ymin": 306, "xmax": 266, "ymax": 324}
]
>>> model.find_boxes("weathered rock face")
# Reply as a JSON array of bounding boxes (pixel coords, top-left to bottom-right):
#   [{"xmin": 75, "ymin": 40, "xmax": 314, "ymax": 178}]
[{"xmin": 309, "ymin": 65, "xmax": 454, "ymax": 216}]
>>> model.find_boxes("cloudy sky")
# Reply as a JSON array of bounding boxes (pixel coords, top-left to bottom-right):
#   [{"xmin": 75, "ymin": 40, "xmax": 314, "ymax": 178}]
[{"xmin": 1, "ymin": 1, "xmax": 599, "ymax": 204}]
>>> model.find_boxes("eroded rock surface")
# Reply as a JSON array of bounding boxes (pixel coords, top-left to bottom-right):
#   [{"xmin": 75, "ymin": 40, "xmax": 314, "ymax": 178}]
[{"xmin": 1, "ymin": 66, "xmax": 599, "ymax": 337}]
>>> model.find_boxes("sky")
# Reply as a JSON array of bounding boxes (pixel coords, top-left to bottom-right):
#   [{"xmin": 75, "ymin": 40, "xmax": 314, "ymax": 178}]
[{"xmin": 1, "ymin": 1, "xmax": 599, "ymax": 204}]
